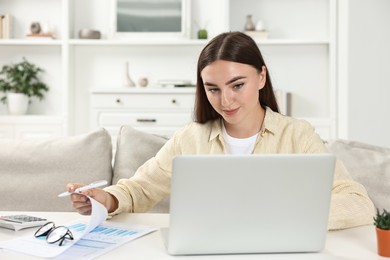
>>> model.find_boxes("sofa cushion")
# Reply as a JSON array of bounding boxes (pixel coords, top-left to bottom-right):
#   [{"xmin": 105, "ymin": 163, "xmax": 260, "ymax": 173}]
[
  {"xmin": 0, "ymin": 128, "xmax": 113, "ymax": 212},
  {"xmin": 327, "ymin": 139, "xmax": 390, "ymax": 211},
  {"xmin": 113, "ymin": 125, "xmax": 168, "ymax": 212}
]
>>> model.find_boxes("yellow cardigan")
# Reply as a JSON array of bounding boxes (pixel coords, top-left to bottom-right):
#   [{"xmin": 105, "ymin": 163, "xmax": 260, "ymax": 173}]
[{"xmin": 105, "ymin": 107, "xmax": 375, "ymax": 230}]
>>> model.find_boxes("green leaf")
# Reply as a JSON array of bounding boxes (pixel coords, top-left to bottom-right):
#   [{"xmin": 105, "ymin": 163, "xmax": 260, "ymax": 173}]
[
  {"xmin": 374, "ymin": 208, "xmax": 390, "ymax": 230},
  {"xmin": 0, "ymin": 57, "xmax": 49, "ymax": 102}
]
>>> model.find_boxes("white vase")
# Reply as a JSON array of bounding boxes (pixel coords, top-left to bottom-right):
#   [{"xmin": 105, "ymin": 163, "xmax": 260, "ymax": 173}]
[
  {"xmin": 7, "ymin": 93, "xmax": 29, "ymax": 115},
  {"xmin": 41, "ymin": 21, "xmax": 53, "ymax": 34},
  {"xmin": 124, "ymin": 61, "xmax": 136, "ymax": 87},
  {"xmin": 255, "ymin": 20, "xmax": 265, "ymax": 31}
]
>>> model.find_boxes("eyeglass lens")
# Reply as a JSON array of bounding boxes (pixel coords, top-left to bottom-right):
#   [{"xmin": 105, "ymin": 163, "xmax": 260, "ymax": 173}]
[
  {"xmin": 34, "ymin": 222, "xmax": 73, "ymax": 246},
  {"xmin": 47, "ymin": 226, "xmax": 74, "ymax": 246},
  {"xmin": 34, "ymin": 222, "xmax": 55, "ymax": 237}
]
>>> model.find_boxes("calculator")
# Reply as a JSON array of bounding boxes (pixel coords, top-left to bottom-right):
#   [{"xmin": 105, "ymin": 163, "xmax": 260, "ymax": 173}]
[{"xmin": 0, "ymin": 215, "xmax": 48, "ymax": 231}]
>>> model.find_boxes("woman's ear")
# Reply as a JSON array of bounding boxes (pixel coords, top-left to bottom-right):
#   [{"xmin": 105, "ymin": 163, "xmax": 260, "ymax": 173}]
[{"xmin": 258, "ymin": 65, "xmax": 267, "ymax": 90}]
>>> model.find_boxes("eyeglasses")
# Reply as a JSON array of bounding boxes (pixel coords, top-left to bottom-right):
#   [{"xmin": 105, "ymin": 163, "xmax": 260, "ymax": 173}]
[{"xmin": 34, "ymin": 222, "xmax": 74, "ymax": 246}]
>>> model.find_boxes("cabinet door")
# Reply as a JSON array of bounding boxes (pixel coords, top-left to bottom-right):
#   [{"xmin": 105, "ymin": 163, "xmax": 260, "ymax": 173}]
[
  {"xmin": 91, "ymin": 94, "xmax": 195, "ymax": 110},
  {"xmin": 0, "ymin": 125, "xmax": 14, "ymax": 138},
  {"xmin": 94, "ymin": 111, "xmax": 192, "ymax": 140},
  {"xmin": 14, "ymin": 125, "xmax": 63, "ymax": 140},
  {"xmin": 97, "ymin": 112, "xmax": 192, "ymax": 127}
]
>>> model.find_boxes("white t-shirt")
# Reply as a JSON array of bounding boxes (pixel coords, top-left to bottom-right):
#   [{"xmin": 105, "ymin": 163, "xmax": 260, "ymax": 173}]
[{"xmin": 222, "ymin": 123, "xmax": 258, "ymax": 154}]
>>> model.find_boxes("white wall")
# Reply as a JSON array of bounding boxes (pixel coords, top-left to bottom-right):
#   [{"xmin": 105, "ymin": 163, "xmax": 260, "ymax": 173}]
[{"xmin": 338, "ymin": 0, "xmax": 390, "ymax": 148}]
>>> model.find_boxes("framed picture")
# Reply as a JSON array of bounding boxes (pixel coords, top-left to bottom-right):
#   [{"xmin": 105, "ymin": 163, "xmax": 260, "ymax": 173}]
[{"xmin": 110, "ymin": 0, "xmax": 191, "ymax": 39}]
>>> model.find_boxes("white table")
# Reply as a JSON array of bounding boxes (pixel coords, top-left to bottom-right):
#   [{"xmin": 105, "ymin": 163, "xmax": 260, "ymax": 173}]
[{"xmin": 0, "ymin": 212, "xmax": 383, "ymax": 259}]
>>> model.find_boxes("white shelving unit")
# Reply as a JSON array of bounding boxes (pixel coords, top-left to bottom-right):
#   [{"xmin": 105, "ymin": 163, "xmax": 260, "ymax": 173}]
[
  {"xmin": 228, "ymin": 0, "xmax": 337, "ymax": 139},
  {"xmin": 0, "ymin": 0, "xmax": 337, "ymax": 140},
  {"xmin": 0, "ymin": 115, "xmax": 63, "ymax": 139},
  {"xmin": 0, "ymin": 0, "xmax": 66, "ymax": 139}
]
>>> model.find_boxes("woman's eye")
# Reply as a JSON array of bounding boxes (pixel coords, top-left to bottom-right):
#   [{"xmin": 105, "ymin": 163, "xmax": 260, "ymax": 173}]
[
  {"xmin": 207, "ymin": 88, "xmax": 219, "ymax": 93},
  {"xmin": 233, "ymin": 83, "xmax": 244, "ymax": 89}
]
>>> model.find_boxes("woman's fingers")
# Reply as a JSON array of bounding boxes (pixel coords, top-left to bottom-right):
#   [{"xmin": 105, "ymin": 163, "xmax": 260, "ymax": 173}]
[{"xmin": 71, "ymin": 193, "xmax": 92, "ymax": 215}]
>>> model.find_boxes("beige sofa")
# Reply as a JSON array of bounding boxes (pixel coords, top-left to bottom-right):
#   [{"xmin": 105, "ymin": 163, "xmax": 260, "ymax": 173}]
[
  {"xmin": 1, "ymin": 126, "xmax": 389, "ymax": 213},
  {"xmin": 0, "ymin": 126, "xmax": 167, "ymax": 212}
]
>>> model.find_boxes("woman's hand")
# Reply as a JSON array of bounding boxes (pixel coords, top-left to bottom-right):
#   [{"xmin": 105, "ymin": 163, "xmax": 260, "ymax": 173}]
[{"xmin": 66, "ymin": 183, "xmax": 118, "ymax": 215}]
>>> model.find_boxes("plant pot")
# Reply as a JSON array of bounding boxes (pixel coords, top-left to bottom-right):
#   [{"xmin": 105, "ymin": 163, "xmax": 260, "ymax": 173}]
[
  {"xmin": 376, "ymin": 227, "xmax": 390, "ymax": 257},
  {"xmin": 197, "ymin": 29, "xmax": 208, "ymax": 39},
  {"xmin": 7, "ymin": 93, "xmax": 29, "ymax": 115}
]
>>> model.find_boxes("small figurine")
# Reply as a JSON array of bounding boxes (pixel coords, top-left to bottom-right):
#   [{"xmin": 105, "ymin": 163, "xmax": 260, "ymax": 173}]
[
  {"xmin": 30, "ymin": 22, "xmax": 41, "ymax": 34},
  {"xmin": 138, "ymin": 77, "xmax": 149, "ymax": 87}
]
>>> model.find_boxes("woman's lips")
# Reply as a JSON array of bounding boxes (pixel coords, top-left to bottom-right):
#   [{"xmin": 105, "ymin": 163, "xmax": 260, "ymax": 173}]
[{"xmin": 223, "ymin": 108, "xmax": 239, "ymax": 116}]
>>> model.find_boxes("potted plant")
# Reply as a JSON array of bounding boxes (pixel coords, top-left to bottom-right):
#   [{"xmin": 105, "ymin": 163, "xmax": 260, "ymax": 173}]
[
  {"xmin": 194, "ymin": 21, "xmax": 208, "ymax": 40},
  {"xmin": 374, "ymin": 208, "xmax": 390, "ymax": 257},
  {"xmin": 0, "ymin": 57, "xmax": 49, "ymax": 115}
]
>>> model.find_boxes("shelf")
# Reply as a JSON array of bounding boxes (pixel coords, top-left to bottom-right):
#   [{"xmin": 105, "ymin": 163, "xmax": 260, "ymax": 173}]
[
  {"xmin": 0, "ymin": 115, "xmax": 63, "ymax": 124},
  {"xmin": 254, "ymin": 39, "xmax": 330, "ymax": 45},
  {"xmin": 68, "ymin": 38, "xmax": 329, "ymax": 47},
  {"xmin": 91, "ymin": 87, "xmax": 196, "ymax": 94},
  {"xmin": 0, "ymin": 39, "xmax": 62, "ymax": 46},
  {"xmin": 69, "ymin": 38, "xmax": 209, "ymax": 46}
]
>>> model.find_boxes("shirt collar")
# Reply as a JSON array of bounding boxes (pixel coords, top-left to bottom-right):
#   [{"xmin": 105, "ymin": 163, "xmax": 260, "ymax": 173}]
[
  {"xmin": 208, "ymin": 106, "xmax": 279, "ymax": 142},
  {"xmin": 261, "ymin": 106, "xmax": 278, "ymax": 135},
  {"xmin": 209, "ymin": 119, "xmax": 222, "ymax": 142}
]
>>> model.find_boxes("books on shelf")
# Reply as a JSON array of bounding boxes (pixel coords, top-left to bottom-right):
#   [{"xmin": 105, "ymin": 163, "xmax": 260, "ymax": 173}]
[
  {"xmin": 244, "ymin": 30, "xmax": 269, "ymax": 40},
  {"xmin": 157, "ymin": 79, "xmax": 194, "ymax": 88},
  {"xmin": 0, "ymin": 13, "xmax": 13, "ymax": 39}
]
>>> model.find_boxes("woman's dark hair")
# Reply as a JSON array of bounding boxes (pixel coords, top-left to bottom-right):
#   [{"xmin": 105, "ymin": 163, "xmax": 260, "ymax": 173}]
[{"xmin": 194, "ymin": 31, "xmax": 279, "ymax": 123}]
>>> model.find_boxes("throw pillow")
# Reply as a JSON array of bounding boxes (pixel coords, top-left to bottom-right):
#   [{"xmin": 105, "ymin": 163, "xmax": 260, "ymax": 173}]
[
  {"xmin": 112, "ymin": 125, "xmax": 169, "ymax": 212},
  {"xmin": 0, "ymin": 128, "xmax": 113, "ymax": 212},
  {"xmin": 326, "ymin": 139, "xmax": 390, "ymax": 211}
]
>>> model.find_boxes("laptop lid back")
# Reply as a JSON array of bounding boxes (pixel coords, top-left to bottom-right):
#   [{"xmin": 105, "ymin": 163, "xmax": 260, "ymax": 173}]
[{"xmin": 167, "ymin": 154, "xmax": 335, "ymax": 255}]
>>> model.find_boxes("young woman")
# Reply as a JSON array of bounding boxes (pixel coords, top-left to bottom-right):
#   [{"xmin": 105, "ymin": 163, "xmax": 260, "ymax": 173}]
[{"xmin": 67, "ymin": 32, "xmax": 374, "ymax": 230}]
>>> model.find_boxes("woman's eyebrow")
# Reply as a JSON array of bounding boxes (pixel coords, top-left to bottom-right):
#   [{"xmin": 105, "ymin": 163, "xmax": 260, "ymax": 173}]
[
  {"xmin": 204, "ymin": 76, "xmax": 246, "ymax": 87},
  {"xmin": 225, "ymin": 76, "xmax": 246, "ymax": 85},
  {"xmin": 204, "ymin": 81, "xmax": 217, "ymax": 87}
]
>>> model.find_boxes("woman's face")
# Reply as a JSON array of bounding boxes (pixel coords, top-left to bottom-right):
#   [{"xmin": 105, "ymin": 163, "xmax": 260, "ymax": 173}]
[{"xmin": 201, "ymin": 60, "xmax": 266, "ymax": 134}]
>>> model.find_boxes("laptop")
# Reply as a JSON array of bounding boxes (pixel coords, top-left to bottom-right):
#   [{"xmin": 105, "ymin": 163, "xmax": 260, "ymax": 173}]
[{"xmin": 164, "ymin": 154, "xmax": 336, "ymax": 255}]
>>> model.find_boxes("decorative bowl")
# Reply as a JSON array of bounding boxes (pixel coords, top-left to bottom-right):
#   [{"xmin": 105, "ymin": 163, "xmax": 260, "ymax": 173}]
[{"xmin": 78, "ymin": 29, "xmax": 101, "ymax": 39}]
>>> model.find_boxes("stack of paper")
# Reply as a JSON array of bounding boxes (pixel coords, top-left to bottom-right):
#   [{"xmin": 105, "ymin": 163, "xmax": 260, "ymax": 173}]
[{"xmin": 0, "ymin": 197, "xmax": 157, "ymax": 259}]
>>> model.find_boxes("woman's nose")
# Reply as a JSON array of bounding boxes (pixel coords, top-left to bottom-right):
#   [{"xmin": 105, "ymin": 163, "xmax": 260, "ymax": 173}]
[{"xmin": 221, "ymin": 89, "xmax": 232, "ymax": 107}]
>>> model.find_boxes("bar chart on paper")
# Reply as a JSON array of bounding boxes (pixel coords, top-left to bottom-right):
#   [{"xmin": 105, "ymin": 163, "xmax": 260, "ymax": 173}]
[
  {"xmin": 70, "ymin": 223, "xmax": 140, "ymax": 243},
  {"xmin": 57, "ymin": 222, "xmax": 157, "ymax": 259}
]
